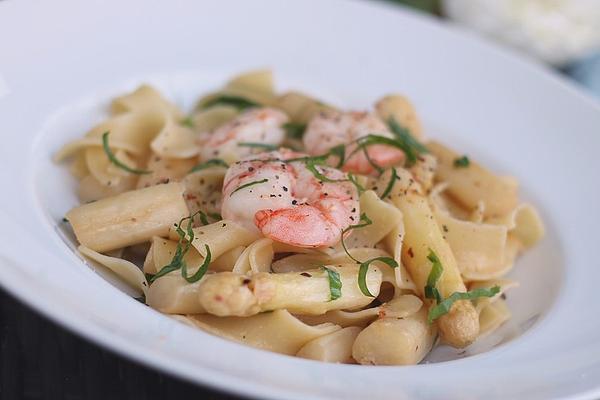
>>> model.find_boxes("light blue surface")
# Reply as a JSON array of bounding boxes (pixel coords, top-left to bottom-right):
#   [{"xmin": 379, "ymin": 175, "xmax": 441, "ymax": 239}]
[{"xmin": 567, "ymin": 52, "xmax": 600, "ymax": 98}]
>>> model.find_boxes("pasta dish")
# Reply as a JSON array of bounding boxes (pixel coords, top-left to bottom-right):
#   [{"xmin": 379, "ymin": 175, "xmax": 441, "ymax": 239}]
[{"xmin": 55, "ymin": 70, "xmax": 544, "ymax": 365}]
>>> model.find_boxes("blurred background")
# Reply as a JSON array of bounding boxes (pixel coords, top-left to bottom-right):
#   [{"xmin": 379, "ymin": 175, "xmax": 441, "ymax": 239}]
[{"xmin": 392, "ymin": 0, "xmax": 600, "ymax": 98}]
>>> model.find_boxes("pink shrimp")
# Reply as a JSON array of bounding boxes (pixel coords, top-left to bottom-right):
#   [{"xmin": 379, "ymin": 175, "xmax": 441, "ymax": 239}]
[
  {"xmin": 221, "ymin": 150, "xmax": 360, "ymax": 248},
  {"xmin": 198, "ymin": 107, "xmax": 288, "ymax": 162},
  {"xmin": 303, "ymin": 110, "xmax": 405, "ymax": 175}
]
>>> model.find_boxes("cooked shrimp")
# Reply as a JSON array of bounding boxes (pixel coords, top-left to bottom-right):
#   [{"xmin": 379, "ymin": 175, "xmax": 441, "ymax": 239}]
[
  {"xmin": 303, "ymin": 110, "xmax": 405, "ymax": 175},
  {"xmin": 221, "ymin": 150, "xmax": 359, "ymax": 248},
  {"xmin": 198, "ymin": 107, "xmax": 288, "ymax": 163}
]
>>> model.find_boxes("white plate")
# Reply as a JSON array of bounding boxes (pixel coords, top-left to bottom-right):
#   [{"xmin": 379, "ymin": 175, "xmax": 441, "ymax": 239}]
[{"xmin": 1, "ymin": 0, "xmax": 599, "ymax": 399}]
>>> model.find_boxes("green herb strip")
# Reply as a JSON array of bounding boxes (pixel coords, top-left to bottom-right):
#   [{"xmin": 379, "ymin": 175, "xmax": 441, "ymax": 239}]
[
  {"xmin": 189, "ymin": 159, "xmax": 229, "ymax": 173},
  {"xmin": 341, "ymin": 213, "xmax": 373, "ymax": 264},
  {"xmin": 358, "ymin": 257, "xmax": 399, "ymax": 297},
  {"xmin": 359, "ymin": 144, "xmax": 384, "ymax": 174},
  {"xmin": 387, "ymin": 118, "xmax": 428, "ymax": 166},
  {"xmin": 323, "ymin": 267, "xmax": 342, "ymax": 301},
  {"xmin": 181, "ymin": 116, "xmax": 195, "ymax": 128},
  {"xmin": 328, "ymin": 144, "xmax": 346, "ymax": 168},
  {"xmin": 149, "ymin": 219, "xmax": 190, "ymax": 282},
  {"xmin": 347, "ymin": 173, "xmax": 365, "ymax": 195},
  {"xmin": 428, "ymin": 286, "xmax": 501, "ymax": 323},
  {"xmin": 380, "ymin": 167, "xmax": 399, "ymax": 199},
  {"xmin": 149, "ymin": 211, "xmax": 212, "ymax": 284},
  {"xmin": 181, "ymin": 244, "xmax": 211, "ymax": 283},
  {"xmin": 338, "ymin": 213, "xmax": 398, "ymax": 297},
  {"xmin": 283, "ymin": 122, "xmax": 307, "ymax": 139},
  {"xmin": 197, "ymin": 211, "xmax": 210, "ymax": 226},
  {"xmin": 424, "ymin": 249, "xmax": 443, "ymax": 303},
  {"xmin": 208, "ymin": 212, "xmax": 222, "ymax": 221},
  {"xmin": 102, "ymin": 131, "xmax": 152, "ymax": 175},
  {"xmin": 238, "ymin": 142, "xmax": 279, "ymax": 151},
  {"xmin": 305, "ymin": 160, "xmax": 347, "ymax": 183},
  {"xmin": 201, "ymin": 95, "xmax": 260, "ymax": 110},
  {"xmin": 350, "ymin": 134, "xmax": 412, "ymax": 166},
  {"xmin": 453, "ymin": 155, "xmax": 470, "ymax": 168},
  {"xmin": 230, "ymin": 178, "xmax": 269, "ymax": 196}
]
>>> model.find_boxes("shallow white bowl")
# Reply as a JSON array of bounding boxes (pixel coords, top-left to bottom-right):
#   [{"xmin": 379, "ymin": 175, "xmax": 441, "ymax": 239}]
[{"xmin": 1, "ymin": 0, "xmax": 599, "ymax": 399}]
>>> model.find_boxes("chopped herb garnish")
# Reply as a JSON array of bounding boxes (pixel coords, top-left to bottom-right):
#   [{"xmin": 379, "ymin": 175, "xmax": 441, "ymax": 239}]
[
  {"xmin": 181, "ymin": 244, "xmax": 211, "ymax": 283},
  {"xmin": 61, "ymin": 217, "xmax": 69, "ymax": 223},
  {"xmin": 181, "ymin": 116, "xmax": 195, "ymax": 128},
  {"xmin": 197, "ymin": 211, "xmax": 210, "ymax": 226},
  {"xmin": 338, "ymin": 213, "xmax": 398, "ymax": 296},
  {"xmin": 208, "ymin": 212, "xmax": 222, "ymax": 221},
  {"xmin": 453, "ymin": 155, "xmax": 470, "ymax": 168},
  {"xmin": 150, "ymin": 215, "xmax": 194, "ymax": 282},
  {"xmin": 323, "ymin": 266, "xmax": 342, "ymax": 301},
  {"xmin": 305, "ymin": 159, "xmax": 347, "ymax": 183},
  {"xmin": 340, "ymin": 213, "xmax": 373, "ymax": 263},
  {"xmin": 358, "ymin": 144, "xmax": 384, "ymax": 174},
  {"xmin": 358, "ymin": 257, "xmax": 398, "ymax": 297},
  {"xmin": 347, "ymin": 173, "xmax": 365, "ymax": 195},
  {"xmin": 387, "ymin": 118, "xmax": 428, "ymax": 166},
  {"xmin": 201, "ymin": 95, "xmax": 260, "ymax": 110},
  {"xmin": 428, "ymin": 286, "xmax": 501, "ymax": 323},
  {"xmin": 351, "ymin": 134, "xmax": 412, "ymax": 166},
  {"xmin": 189, "ymin": 158, "xmax": 229, "ymax": 173},
  {"xmin": 283, "ymin": 122, "xmax": 307, "ymax": 139},
  {"xmin": 102, "ymin": 131, "xmax": 152, "ymax": 175},
  {"xmin": 238, "ymin": 142, "xmax": 279, "ymax": 151},
  {"xmin": 230, "ymin": 178, "xmax": 269, "ymax": 196},
  {"xmin": 328, "ymin": 144, "xmax": 346, "ymax": 168},
  {"xmin": 424, "ymin": 249, "xmax": 443, "ymax": 304},
  {"xmin": 380, "ymin": 167, "xmax": 399, "ymax": 198},
  {"xmin": 150, "ymin": 211, "xmax": 212, "ymax": 284}
]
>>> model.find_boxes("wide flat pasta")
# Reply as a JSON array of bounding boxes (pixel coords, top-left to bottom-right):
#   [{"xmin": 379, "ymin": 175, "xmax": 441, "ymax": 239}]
[
  {"xmin": 56, "ymin": 70, "xmax": 544, "ymax": 366},
  {"xmin": 183, "ymin": 310, "xmax": 340, "ymax": 356}
]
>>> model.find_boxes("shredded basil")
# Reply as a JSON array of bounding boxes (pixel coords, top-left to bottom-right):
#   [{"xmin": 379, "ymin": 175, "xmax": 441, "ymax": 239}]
[
  {"xmin": 347, "ymin": 173, "xmax": 365, "ymax": 195},
  {"xmin": 387, "ymin": 118, "xmax": 428, "ymax": 166},
  {"xmin": 380, "ymin": 168, "xmax": 399, "ymax": 199},
  {"xmin": 208, "ymin": 212, "xmax": 222, "ymax": 221},
  {"xmin": 102, "ymin": 132, "xmax": 152, "ymax": 175},
  {"xmin": 453, "ymin": 155, "xmax": 470, "ymax": 168},
  {"xmin": 181, "ymin": 116, "xmax": 195, "ymax": 128},
  {"xmin": 150, "ymin": 216, "xmax": 192, "ymax": 283},
  {"xmin": 189, "ymin": 159, "xmax": 229, "ymax": 173},
  {"xmin": 197, "ymin": 211, "xmax": 210, "ymax": 226},
  {"xmin": 150, "ymin": 211, "xmax": 212, "ymax": 284},
  {"xmin": 230, "ymin": 178, "xmax": 269, "ymax": 196},
  {"xmin": 323, "ymin": 267, "xmax": 342, "ymax": 301},
  {"xmin": 328, "ymin": 144, "xmax": 346, "ymax": 168},
  {"xmin": 424, "ymin": 249, "xmax": 443, "ymax": 304},
  {"xmin": 358, "ymin": 257, "xmax": 398, "ymax": 297},
  {"xmin": 340, "ymin": 213, "xmax": 373, "ymax": 263},
  {"xmin": 200, "ymin": 95, "xmax": 260, "ymax": 110},
  {"xmin": 152, "ymin": 211, "xmax": 201, "ymax": 282},
  {"xmin": 238, "ymin": 142, "xmax": 279, "ymax": 151},
  {"xmin": 305, "ymin": 159, "xmax": 347, "ymax": 183},
  {"xmin": 428, "ymin": 286, "xmax": 501, "ymax": 323},
  {"xmin": 350, "ymin": 134, "xmax": 409, "ymax": 165},
  {"xmin": 358, "ymin": 144, "xmax": 384, "ymax": 173},
  {"xmin": 283, "ymin": 122, "xmax": 307, "ymax": 139},
  {"xmin": 338, "ymin": 213, "xmax": 397, "ymax": 296},
  {"xmin": 181, "ymin": 244, "xmax": 211, "ymax": 283}
]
